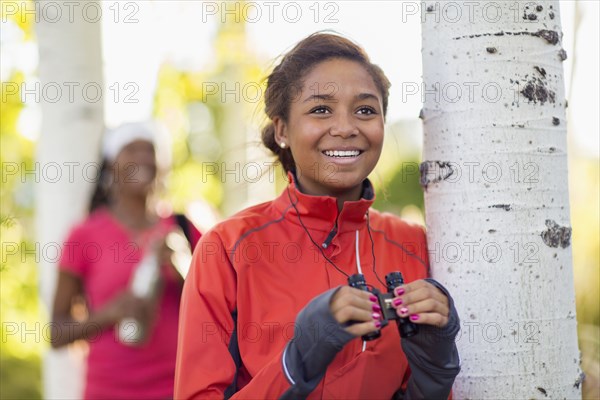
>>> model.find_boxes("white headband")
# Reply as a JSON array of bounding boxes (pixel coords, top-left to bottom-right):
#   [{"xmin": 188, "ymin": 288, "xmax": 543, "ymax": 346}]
[{"xmin": 102, "ymin": 121, "xmax": 171, "ymax": 169}]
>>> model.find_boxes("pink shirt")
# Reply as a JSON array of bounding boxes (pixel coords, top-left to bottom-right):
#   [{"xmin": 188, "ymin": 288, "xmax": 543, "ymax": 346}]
[{"xmin": 59, "ymin": 208, "xmax": 200, "ymax": 400}]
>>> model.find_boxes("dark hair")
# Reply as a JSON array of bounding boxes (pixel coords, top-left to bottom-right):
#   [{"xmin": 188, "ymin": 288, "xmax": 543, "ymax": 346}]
[
  {"xmin": 261, "ymin": 32, "xmax": 391, "ymax": 173},
  {"xmin": 89, "ymin": 160, "xmax": 110, "ymax": 213}
]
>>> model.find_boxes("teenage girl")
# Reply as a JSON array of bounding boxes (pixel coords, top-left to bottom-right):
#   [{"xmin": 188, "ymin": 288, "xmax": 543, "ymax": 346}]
[{"xmin": 175, "ymin": 33, "xmax": 460, "ymax": 399}]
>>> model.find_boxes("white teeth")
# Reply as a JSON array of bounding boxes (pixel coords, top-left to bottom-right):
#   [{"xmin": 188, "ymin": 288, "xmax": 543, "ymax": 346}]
[{"xmin": 324, "ymin": 150, "xmax": 360, "ymax": 158}]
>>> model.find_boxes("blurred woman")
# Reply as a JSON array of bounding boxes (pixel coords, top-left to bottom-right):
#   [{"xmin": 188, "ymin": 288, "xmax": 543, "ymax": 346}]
[
  {"xmin": 175, "ymin": 33, "xmax": 460, "ymax": 399},
  {"xmin": 51, "ymin": 122, "xmax": 201, "ymax": 399}
]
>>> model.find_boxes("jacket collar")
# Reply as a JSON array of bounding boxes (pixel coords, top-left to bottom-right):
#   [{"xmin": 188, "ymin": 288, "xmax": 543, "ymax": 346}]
[{"xmin": 274, "ymin": 171, "xmax": 375, "ymax": 234}]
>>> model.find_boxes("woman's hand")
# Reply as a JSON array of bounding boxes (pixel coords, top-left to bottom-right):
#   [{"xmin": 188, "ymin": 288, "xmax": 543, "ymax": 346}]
[
  {"xmin": 51, "ymin": 272, "xmax": 160, "ymax": 348},
  {"xmin": 97, "ymin": 290, "xmax": 157, "ymax": 327},
  {"xmin": 391, "ymin": 279, "xmax": 450, "ymax": 328},
  {"xmin": 330, "ymin": 286, "xmax": 382, "ymax": 337}
]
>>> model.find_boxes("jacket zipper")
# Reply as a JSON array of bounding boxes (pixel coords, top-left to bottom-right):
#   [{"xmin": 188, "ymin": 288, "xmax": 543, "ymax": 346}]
[{"xmin": 322, "ymin": 224, "xmax": 338, "ymax": 249}]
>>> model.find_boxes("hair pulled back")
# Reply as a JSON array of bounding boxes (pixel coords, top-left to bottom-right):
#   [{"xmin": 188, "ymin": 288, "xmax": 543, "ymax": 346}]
[{"xmin": 261, "ymin": 32, "xmax": 391, "ymax": 173}]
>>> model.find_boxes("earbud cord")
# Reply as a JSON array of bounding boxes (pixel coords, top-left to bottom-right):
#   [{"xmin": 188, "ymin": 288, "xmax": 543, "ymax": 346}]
[
  {"xmin": 287, "ymin": 187, "xmax": 349, "ymax": 278},
  {"xmin": 366, "ymin": 212, "xmax": 386, "ymax": 287},
  {"xmin": 286, "ymin": 186, "xmax": 383, "ymax": 286}
]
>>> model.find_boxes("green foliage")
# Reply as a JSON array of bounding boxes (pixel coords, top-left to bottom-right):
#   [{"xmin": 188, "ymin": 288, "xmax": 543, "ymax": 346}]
[
  {"xmin": 0, "ymin": 353, "xmax": 42, "ymax": 400},
  {"xmin": 153, "ymin": 11, "xmax": 267, "ymax": 214},
  {"xmin": 373, "ymin": 161, "xmax": 424, "ymax": 215},
  {"xmin": 0, "ymin": 7, "xmax": 42, "ymax": 399}
]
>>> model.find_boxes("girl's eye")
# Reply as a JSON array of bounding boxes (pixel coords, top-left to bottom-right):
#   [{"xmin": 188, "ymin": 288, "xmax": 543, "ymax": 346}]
[
  {"xmin": 356, "ymin": 106, "xmax": 376, "ymax": 115},
  {"xmin": 310, "ymin": 106, "xmax": 330, "ymax": 114}
]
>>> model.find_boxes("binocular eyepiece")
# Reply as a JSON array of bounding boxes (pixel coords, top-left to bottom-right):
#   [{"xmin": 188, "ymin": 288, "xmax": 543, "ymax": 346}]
[{"xmin": 348, "ymin": 272, "xmax": 419, "ymax": 341}]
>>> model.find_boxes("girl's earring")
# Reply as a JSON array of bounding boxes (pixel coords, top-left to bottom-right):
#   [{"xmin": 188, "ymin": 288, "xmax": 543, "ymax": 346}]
[{"xmin": 280, "ymin": 142, "xmax": 287, "ymax": 149}]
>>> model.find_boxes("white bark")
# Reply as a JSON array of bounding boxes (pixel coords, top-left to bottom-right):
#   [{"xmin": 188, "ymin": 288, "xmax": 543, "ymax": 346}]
[
  {"xmin": 421, "ymin": 1, "xmax": 582, "ymax": 398},
  {"xmin": 35, "ymin": 1, "xmax": 104, "ymax": 398}
]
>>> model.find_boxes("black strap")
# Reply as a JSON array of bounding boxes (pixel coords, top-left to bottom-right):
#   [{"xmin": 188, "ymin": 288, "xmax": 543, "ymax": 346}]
[{"xmin": 174, "ymin": 213, "xmax": 193, "ymax": 247}]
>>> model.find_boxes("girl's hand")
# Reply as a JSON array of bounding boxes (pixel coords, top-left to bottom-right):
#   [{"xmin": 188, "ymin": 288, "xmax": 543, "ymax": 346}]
[
  {"xmin": 391, "ymin": 279, "xmax": 450, "ymax": 328},
  {"xmin": 330, "ymin": 286, "xmax": 382, "ymax": 337}
]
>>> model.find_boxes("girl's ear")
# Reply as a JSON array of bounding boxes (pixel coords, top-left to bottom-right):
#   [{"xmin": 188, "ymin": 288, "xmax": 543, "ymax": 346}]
[{"xmin": 273, "ymin": 116, "xmax": 288, "ymax": 148}]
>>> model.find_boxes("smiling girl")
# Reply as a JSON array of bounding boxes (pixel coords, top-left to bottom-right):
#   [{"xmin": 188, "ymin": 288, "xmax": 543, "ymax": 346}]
[{"xmin": 175, "ymin": 33, "xmax": 460, "ymax": 399}]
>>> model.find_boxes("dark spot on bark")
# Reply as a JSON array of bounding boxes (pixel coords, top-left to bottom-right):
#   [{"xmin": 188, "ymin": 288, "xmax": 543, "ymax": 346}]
[
  {"xmin": 419, "ymin": 161, "xmax": 455, "ymax": 190},
  {"xmin": 469, "ymin": 314, "xmax": 476, "ymax": 320},
  {"xmin": 522, "ymin": 82, "xmax": 552, "ymax": 104},
  {"xmin": 521, "ymin": 69, "xmax": 556, "ymax": 105},
  {"xmin": 534, "ymin": 66, "xmax": 547, "ymax": 77},
  {"xmin": 419, "ymin": 109, "xmax": 424, "ymax": 120},
  {"xmin": 549, "ymin": 11, "xmax": 555, "ymax": 19},
  {"xmin": 565, "ymin": 99, "xmax": 568, "ymax": 108},
  {"xmin": 536, "ymin": 5, "xmax": 543, "ymax": 12},
  {"xmin": 528, "ymin": 13, "xmax": 538, "ymax": 20},
  {"xmin": 495, "ymin": 31, "xmax": 505, "ymax": 36},
  {"xmin": 574, "ymin": 372, "xmax": 585, "ymax": 388},
  {"xmin": 541, "ymin": 220, "xmax": 572, "ymax": 248},
  {"xmin": 552, "ymin": 117, "xmax": 560, "ymax": 125},
  {"xmin": 426, "ymin": 5, "xmax": 434, "ymax": 12},
  {"xmin": 486, "ymin": 47, "xmax": 497, "ymax": 54},
  {"xmin": 537, "ymin": 387, "xmax": 547, "ymax": 396},
  {"xmin": 488, "ymin": 229, "xmax": 496, "ymax": 233},
  {"xmin": 537, "ymin": 29, "xmax": 560, "ymax": 45},
  {"xmin": 558, "ymin": 48, "xmax": 568, "ymax": 61},
  {"xmin": 489, "ymin": 204, "xmax": 511, "ymax": 211},
  {"xmin": 549, "ymin": 147, "xmax": 556, "ymax": 152}
]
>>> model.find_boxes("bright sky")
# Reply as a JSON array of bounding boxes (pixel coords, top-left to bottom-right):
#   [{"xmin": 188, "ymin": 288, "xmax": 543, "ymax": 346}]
[
  {"xmin": 99, "ymin": 1, "xmax": 425, "ymax": 125},
  {"xmin": 2, "ymin": 1, "xmax": 598, "ymax": 156}
]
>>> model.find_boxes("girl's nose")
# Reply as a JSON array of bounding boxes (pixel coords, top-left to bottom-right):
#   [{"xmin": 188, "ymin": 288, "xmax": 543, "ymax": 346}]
[{"xmin": 329, "ymin": 114, "xmax": 358, "ymax": 138}]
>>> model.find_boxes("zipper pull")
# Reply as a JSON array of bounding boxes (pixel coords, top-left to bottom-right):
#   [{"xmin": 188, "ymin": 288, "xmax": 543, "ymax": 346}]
[{"xmin": 322, "ymin": 226, "xmax": 338, "ymax": 249}]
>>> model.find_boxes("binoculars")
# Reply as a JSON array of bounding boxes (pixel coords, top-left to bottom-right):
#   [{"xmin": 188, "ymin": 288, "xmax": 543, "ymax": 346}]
[{"xmin": 348, "ymin": 272, "xmax": 419, "ymax": 340}]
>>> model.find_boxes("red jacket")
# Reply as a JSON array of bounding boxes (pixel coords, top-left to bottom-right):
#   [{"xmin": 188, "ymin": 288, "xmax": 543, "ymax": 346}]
[{"xmin": 175, "ymin": 177, "xmax": 431, "ymax": 399}]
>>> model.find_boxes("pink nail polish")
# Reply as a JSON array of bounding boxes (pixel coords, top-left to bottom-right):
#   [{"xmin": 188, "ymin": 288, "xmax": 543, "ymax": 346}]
[
  {"xmin": 369, "ymin": 295, "xmax": 378, "ymax": 302},
  {"xmin": 374, "ymin": 320, "xmax": 382, "ymax": 328},
  {"xmin": 372, "ymin": 303, "xmax": 382, "ymax": 312},
  {"xmin": 395, "ymin": 287, "xmax": 405, "ymax": 296},
  {"xmin": 393, "ymin": 298, "xmax": 403, "ymax": 307},
  {"xmin": 372, "ymin": 312, "xmax": 381, "ymax": 320},
  {"xmin": 399, "ymin": 307, "xmax": 409, "ymax": 315},
  {"xmin": 410, "ymin": 314, "xmax": 420, "ymax": 321}
]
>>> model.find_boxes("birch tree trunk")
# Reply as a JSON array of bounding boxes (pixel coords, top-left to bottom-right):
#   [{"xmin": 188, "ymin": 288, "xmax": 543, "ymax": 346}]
[
  {"xmin": 35, "ymin": 1, "xmax": 104, "ymax": 397},
  {"xmin": 420, "ymin": 1, "xmax": 582, "ymax": 398}
]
